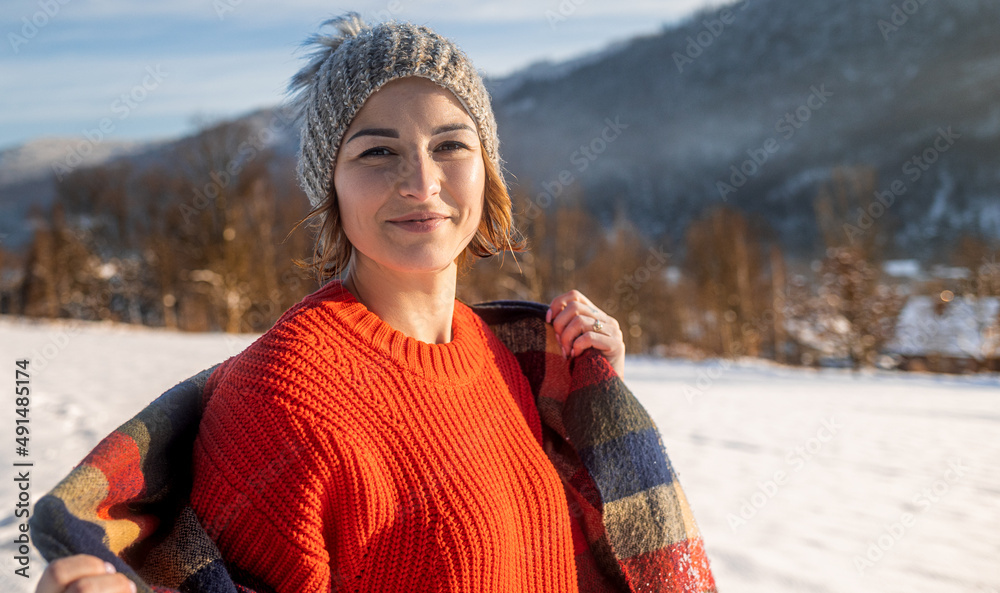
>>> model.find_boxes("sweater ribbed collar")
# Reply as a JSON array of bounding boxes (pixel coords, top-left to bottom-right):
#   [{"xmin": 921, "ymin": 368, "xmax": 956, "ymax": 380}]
[{"xmin": 303, "ymin": 279, "xmax": 487, "ymax": 384}]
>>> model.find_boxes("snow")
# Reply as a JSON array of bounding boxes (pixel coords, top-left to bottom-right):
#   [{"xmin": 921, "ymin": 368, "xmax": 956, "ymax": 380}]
[
  {"xmin": 883, "ymin": 259, "xmax": 923, "ymax": 279},
  {"xmin": 890, "ymin": 296, "xmax": 1000, "ymax": 359},
  {"xmin": 930, "ymin": 265, "xmax": 972, "ymax": 280},
  {"xmin": 0, "ymin": 316, "xmax": 998, "ymax": 593}
]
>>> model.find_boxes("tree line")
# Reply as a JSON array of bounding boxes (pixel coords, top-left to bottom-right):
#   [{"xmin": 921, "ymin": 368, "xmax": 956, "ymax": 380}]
[{"xmin": 2, "ymin": 120, "xmax": 996, "ymax": 368}]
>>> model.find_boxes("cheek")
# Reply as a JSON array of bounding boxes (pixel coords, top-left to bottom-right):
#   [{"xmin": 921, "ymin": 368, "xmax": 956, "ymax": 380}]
[
  {"xmin": 336, "ymin": 165, "xmax": 399, "ymax": 221},
  {"xmin": 473, "ymin": 169, "xmax": 488, "ymax": 226},
  {"xmin": 452, "ymin": 161, "xmax": 486, "ymax": 213},
  {"xmin": 332, "ymin": 174, "xmax": 370, "ymax": 241}
]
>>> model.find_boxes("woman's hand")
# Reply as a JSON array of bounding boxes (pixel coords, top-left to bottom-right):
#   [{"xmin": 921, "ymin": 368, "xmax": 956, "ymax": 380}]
[
  {"xmin": 546, "ymin": 290, "xmax": 625, "ymax": 379},
  {"xmin": 36, "ymin": 555, "xmax": 136, "ymax": 593}
]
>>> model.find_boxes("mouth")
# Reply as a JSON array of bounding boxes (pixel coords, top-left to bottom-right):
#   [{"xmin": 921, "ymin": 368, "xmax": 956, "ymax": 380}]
[
  {"xmin": 386, "ymin": 212, "xmax": 450, "ymax": 233},
  {"xmin": 386, "ymin": 213, "xmax": 448, "ymax": 223}
]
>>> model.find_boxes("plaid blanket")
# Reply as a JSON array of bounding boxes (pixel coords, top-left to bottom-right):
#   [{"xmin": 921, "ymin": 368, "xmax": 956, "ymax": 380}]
[{"xmin": 30, "ymin": 300, "xmax": 716, "ymax": 593}]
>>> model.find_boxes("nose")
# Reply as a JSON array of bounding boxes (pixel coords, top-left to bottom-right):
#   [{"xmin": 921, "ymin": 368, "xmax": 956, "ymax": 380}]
[{"xmin": 395, "ymin": 149, "xmax": 441, "ymax": 201}]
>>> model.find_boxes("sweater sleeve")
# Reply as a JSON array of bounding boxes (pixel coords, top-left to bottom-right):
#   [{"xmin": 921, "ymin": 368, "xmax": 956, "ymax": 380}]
[{"xmin": 190, "ymin": 330, "xmax": 343, "ymax": 593}]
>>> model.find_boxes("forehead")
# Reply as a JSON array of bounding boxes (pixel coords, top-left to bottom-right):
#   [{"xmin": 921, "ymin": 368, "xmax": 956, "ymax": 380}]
[{"xmin": 350, "ymin": 76, "xmax": 473, "ymax": 124}]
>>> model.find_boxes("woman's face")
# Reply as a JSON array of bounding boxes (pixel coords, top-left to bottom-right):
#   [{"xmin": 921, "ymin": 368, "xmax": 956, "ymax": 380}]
[{"xmin": 333, "ymin": 76, "xmax": 486, "ymax": 276}]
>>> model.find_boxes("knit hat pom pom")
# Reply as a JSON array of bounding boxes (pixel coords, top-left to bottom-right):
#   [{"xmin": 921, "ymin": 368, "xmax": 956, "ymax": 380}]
[{"xmin": 287, "ymin": 12, "xmax": 370, "ymax": 122}]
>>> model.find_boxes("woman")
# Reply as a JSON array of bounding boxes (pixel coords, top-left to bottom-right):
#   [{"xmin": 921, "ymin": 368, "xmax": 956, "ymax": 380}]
[{"xmin": 35, "ymin": 14, "xmax": 714, "ymax": 593}]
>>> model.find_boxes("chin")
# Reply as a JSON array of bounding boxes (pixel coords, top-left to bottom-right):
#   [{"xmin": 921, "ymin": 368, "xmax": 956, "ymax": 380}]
[{"xmin": 379, "ymin": 248, "xmax": 463, "ymax": 275}]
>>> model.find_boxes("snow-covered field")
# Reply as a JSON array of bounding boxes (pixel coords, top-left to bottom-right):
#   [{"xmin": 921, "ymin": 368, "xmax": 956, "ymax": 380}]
[{"xmin": 0, "ymin": 315, "xmax": 997, "ymax": 593}]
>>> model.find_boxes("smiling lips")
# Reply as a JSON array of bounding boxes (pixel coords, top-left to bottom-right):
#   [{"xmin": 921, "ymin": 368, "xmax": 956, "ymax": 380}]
[{"xmin": 386, "ymin": 212, "xmax": 449, "ymax": 233}]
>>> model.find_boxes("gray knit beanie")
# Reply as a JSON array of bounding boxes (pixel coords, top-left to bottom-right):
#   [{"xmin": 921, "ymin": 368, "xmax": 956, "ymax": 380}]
[{"xmin": 288, "ymin": 12, "xmax": 501, "ymax": 210}]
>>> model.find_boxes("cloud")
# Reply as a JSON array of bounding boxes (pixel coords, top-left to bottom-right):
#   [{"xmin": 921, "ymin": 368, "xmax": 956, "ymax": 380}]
[{"xmin": 2, "ymin": 49, "xmax": 293, "ymax": 130}]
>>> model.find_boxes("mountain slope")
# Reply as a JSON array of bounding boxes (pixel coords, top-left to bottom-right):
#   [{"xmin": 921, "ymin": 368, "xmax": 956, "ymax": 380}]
[{"xmin": 490, "ymin": 0, "xmax": 1000, "ymax": 256}]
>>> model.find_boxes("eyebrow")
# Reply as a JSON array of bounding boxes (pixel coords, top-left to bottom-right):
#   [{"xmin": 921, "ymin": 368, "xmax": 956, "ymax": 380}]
[{"xmin": 344, "ymin": 123, "xmax": 475, "ymax": 144}]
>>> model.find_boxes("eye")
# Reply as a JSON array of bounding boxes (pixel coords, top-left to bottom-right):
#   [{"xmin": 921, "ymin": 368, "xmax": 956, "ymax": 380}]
[
  {"xmin": 359, "ymin": 147, "xmax": 393, "ymax": 158},
  {"xmin": 437, "ymin": 141, "xmax": 468, "ymax": 152}
]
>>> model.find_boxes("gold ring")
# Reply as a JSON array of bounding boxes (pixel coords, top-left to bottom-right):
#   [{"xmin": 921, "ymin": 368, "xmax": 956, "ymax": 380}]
[{"xmin": 593, "ymin": 319, "xmax": 604, "ymax": 333}]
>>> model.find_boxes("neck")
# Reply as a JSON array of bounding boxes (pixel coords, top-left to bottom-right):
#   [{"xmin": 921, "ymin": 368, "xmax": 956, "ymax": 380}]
[{"xmin": 344, "ymin": 257, "xmax": 458, "ymax": 344}]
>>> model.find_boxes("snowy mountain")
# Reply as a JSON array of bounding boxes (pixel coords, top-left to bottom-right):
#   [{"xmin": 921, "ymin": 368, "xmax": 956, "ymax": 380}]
[
  {"xmin": 0, "ymin": 138, "xmax": 146, "ymax": 249},
  {"xmin": 489, "ymin": 0, "xmax": 1000, "ymax": 257},
  {"xmin": 0, "ymin": 109, "xmax": 293, "ymax": 250},
  {"xmin": 0, "ymin": 138, "xmax": 145, "ymax": 187}
]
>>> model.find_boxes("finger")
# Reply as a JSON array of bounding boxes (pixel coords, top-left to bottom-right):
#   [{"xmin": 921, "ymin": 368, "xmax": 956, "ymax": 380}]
[
  {"xmin": 559, "ymin": 305, "xmax": 620, "ymax": 345},
  {"xmin": 568, "ymin": 328, "xmax": 616, "ymax": 358},
  {"xmin": 550, "ymin": 300, "xmax": 599, "ymax": 337},
  {"xmin": 64, "ymin": 573, "xmax": 136, "ymax": 593},
  {"xmin": 546, "ymin": 290, "xmax": 594, "ymax": 324},
  {"xmin": 593, "ymin": 313, "xmax": 621, "ymax": 340},
  {"xmin": 559, "ymin": 312, "xmax": 601, "ymax": 356},
  {"xmin": 37, "ymin": 555, "xmax": 112, "ymax": 593}
]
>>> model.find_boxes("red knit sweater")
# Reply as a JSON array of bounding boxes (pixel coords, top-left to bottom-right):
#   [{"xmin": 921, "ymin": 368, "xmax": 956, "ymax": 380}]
[{"xmin": 190, "ymin": 280, "xmax": 581, "ymax": 592}]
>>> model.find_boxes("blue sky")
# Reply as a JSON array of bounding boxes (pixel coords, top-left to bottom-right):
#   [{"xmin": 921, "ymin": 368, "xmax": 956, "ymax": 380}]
[{"xmin": 0, "ymin": 0, "xmax": 719, "ymax": 149}]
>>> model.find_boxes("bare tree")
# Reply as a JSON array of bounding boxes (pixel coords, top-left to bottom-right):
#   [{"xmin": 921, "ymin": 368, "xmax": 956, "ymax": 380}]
[
  {"xmin": 792, "ymin": 166, "xmax": 905, "ymax": 367},
  {"xmin": 683, "ymin": 206, "xmax": 772, "ymax": 357}
]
